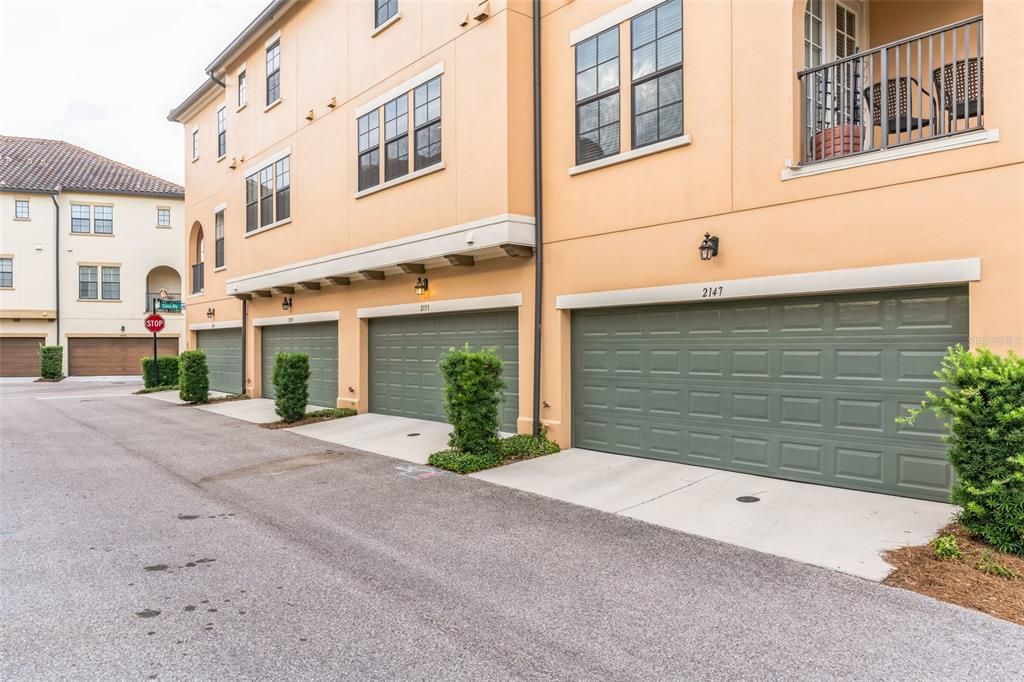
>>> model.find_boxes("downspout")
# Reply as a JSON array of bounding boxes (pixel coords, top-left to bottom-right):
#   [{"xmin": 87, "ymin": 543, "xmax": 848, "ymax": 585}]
[
  {"xmin": 50, "ymin": 193, "xmax": 60, "ymax": 344},
  {"xmin": 240, "ymin": 298, "xmax": 248, "ymax": 395},
  {"xmin": 531, "ymin": 0, "xmax": 544, "ymax": 436}
]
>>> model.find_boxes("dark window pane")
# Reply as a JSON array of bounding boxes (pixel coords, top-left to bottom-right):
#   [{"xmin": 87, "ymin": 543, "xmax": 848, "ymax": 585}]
[
  {"xmin": 598, "ymin": 59, "xmax": 619, "ymax": 92},
  {"xmin": 631, "ymin": 10, "xmax": 656, "ymax": 48},
  {"xmin": 414, "ymin": 121, "xmax": 441, "ymax": 170},
  {"xmin": 634, "ymin": 110, "xmax": 659, "ymax": 146},
  {"xmin": 359, "ymin": 150, "xmax": 379, "ymax": 190},
  {"xmin": 576, "ymin": 68, "xmax": 597, "ymax": 100},
  {"xmin": 599, "ymin": 92, "xmax": 619, "ymax": 125},
  {"xmin": 634, "ymin": 79, "xmax": 658, "ymax": 114},
  {"xmin": 659, "ymin": 101, "xmax": 683, "ymax": 139},
  {"xmin": 385, "ymin": 137, "xmax": 408, "ymax": 181},
  {"xmin": 659, "ymin": 69, "xmax": 683, "ymax": 104},
  {"xmin": 275, "ymin": 187, "xmax": 290, "ymax": 221},
  {"xmin": 578, "ymin": 100, "xmax": 599, "ymax": 133},
  {"xmin": 576, "ymin": 92, "xmax": 619, "ymax": 164},
  {"xmin": 260, "ymin": 195, "xmax": 273, "ymax": 226},
  {"xmin": 246, "ymin": 203, "xmax": 258, "ymax": 232},
  {"xmin": 632, "ymin": 42, "xmax": 656, "ymax": 80},
  {"xmin": 576, "ymin": 38, "xmax": 597, "ymax": 71},
  {"xmin": 657, "ymin": 0, "xmax": 682, "ymax": 37},
  {"xmin": 597, "ymin": 29, "xmax": 618, "ymax": 62},
  {"xmin": 657, "ymin": 31, "xmax": 682, "ymax": 69}
]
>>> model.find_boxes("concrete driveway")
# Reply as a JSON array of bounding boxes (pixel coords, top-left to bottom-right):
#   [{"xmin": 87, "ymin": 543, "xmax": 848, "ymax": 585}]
[
  {"xmin": 472, "ymin": 449, "xmax": 956, "ymax": 581},
  {"xmin": 6, "ymin": 380, "xmax": 1019, "ymax": 680}
]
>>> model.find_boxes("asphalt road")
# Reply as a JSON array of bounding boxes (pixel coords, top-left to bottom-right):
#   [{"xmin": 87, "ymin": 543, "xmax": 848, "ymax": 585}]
[{"xmin": 1, "ymin": 380, "xmax": 1021, "ymax": 680}]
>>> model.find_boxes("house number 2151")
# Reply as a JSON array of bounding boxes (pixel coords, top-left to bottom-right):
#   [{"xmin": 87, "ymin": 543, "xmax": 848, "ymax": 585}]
[{"xmin": 701, "ymin": 286, "xmax": 724, "ymax": 298}]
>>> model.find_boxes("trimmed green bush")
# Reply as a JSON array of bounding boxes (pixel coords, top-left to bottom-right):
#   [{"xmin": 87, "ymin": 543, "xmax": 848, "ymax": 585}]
[
  {"xmin": 306, "ymin": 407, "xmax": 357, "ymax": 419},
  {"xmin": 930, "ymin": 534, "xmax": 961, "ymax": 561},
  {"xmin": 272, "ymin": 352, "xmax": 310, "ymax": 423},
  {"xmin": 142, "ymin": 356, "xmax": 178, "ymax": 388},
  {"xmin": 498, "ymin": 431, "xmax": 561, "ymax": 459},
  {"xmin": 439, "ymin": 344, "xmax": 505, "ymax": 457},
  {"xmin": 900, "ymin": 346, "xmax": 1024, "ymax": 556},
  {"xmin": 39, "ymin": 345, "xmax": 63, "ymax": 380},
  {"xmin": 178, "ymin": 350, "xmax": 209, "ymax": 404},
  {"xmin": 427, "ymin": 449, "xmax": 500, "ymax": 474}
]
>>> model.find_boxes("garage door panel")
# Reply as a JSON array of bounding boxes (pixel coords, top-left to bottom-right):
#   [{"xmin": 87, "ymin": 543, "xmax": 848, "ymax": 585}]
[
  {"xmin": 196, "ymin": 328, "xmax": 243, "ymax": 394},
  {"xmin": 261, "ymin": 322, "xmax": 338, "ymax": 408},
  {"xmin": 573, "ymin": 287, "xmax": 968, "ymax": 501},
  {"xmin": 0, "ymin": 337, "xmax": 44, "ymax": 377},
  {"xmin": 68, "ymin": 337, "xmax": 178, "ymax": 376}
]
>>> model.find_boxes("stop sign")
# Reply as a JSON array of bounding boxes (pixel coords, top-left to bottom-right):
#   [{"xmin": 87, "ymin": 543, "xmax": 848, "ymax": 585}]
[{"xmin": 144, "ymin": 313, "xmax": 166, "ymax": 333}]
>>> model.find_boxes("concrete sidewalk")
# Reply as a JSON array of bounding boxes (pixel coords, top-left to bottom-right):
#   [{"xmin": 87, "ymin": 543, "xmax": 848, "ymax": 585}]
[
  {"xmin": 472, "ymin": 448, "xmax": 956, "ymax": 581},
  {"xmin": 143, "ymin": 389, "xmax": 230, "ymax": 405},
  {"xmin": 194, "ymin": 397, "xmax": 318, "ymax": 423},
  {"xmin": 288, "ymin": 413, "xmax": 454, "ymax": 464}
]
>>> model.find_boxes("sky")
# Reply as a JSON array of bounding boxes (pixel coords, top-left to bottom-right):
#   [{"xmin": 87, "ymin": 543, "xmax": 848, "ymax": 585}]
[{"xmin": 0, "ymin": 0, "xmax": 268, "ymax": 186}]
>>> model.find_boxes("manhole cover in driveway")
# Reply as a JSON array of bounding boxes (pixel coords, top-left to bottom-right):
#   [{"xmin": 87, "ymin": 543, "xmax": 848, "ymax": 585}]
[{"xmin": 736, "ymin": 496, "xmax": 761, "ymax": 503}]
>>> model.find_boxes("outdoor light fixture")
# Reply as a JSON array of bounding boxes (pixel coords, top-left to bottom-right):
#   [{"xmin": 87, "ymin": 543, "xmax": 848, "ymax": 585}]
[
  {"xmin": 699, "ymin": 232, "xmax": 720, "ymax": 261},
  {"xmin": 414, "ymin": 277, "xmax": 429, "ymax": 296},
  {"xmin": 206, "ymin": 307, "xmax": 215, "ymax": 319},
  {"xmin": 281, "ymin": 296, "xmax": 293, "ymax": 311}
]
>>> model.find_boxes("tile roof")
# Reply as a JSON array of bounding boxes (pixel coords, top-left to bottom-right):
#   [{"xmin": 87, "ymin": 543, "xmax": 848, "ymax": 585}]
[{"xmin": 0, "ymin": 135, "xmax": 184, "ymax": 198}]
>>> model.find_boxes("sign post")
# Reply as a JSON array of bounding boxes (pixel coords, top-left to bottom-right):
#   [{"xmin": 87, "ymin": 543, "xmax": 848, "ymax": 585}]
[{"xmin": 144, "ymin": 313, "xmax": 166, "ymax": 367}]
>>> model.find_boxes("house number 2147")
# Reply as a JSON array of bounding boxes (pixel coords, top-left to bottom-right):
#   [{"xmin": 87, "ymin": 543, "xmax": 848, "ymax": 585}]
[{"xmin": 701, "ymin": 286, "xmax": 724, "ymax": 298}]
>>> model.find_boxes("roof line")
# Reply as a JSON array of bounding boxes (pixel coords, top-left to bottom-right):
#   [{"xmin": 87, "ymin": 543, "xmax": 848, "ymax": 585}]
[{"xmin": 205, "ymin": 0, "xmax": 295, "ymax": 77}]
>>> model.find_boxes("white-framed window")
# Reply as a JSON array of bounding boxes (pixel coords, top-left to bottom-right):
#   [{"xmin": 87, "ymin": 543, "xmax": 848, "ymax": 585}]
[
  {"xmin": 71, "ymin": 204, "xmax": 91, "ymax": 233},
  {"xmin": 157, "ymin": 207, "xmax": 171, "ymax": 227},
  {"xmin": 192, "ymin": 127, "xmax": 200, "ymax": 160},
  {"xmin": 217, "ymin": 106, "xmax": 227, "ymax": 158},
  {"xmin": 14, "ymin": 199, "xmax": 29, "ymax": 220},
  {"xmin": 79, "ymin": 265, "xmax": 97, "ymax": 299},
  {"xmin": 93, "ymin": 206, "xmax": 113, "ymax": 234},
  {"xmin": 357, "ymin": 110, "xmax": 380, "ymax": 191},
  {"xmin": 238, "ymin": 69, "xmax": 247, "ymax": 108},
  {"xmin": 245, "ymin": 154, "xmax": 291, "ymax": 232},
  {"xmin": 804, "ymin": 0, "xmax": 866, "ymax": 67},
  {"xmin": 575, "ymin": 26, "xmax": 620, "ymax": 164},
  {"xmin": 413, "ymin": 77, "xmax": 442, "ymax": 170},
  {"xmin": 375, "ymin": 0, "xmax": 398, "ymax": 28},
  {"xmin": 101, "ymin": 266, "xmax": 120, "ymax": 300},
  {"xmin": 630, "ymin": 0, "xmax": 683, "ymax": 149},
  {"xmin": 215, "ymin": 209, "xmax": 225, "ymax": 268},
  {"xmin": 266, "ymin": 40, "xmax": 281, "ymax": 105},
  {"xmin": 0, "ymin": 257, "xmax": 12, "ymax": 288}
]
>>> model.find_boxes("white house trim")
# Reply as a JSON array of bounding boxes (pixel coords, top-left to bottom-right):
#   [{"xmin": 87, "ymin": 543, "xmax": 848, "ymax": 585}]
[
  {"xmin": 358, "ymin": 293, "xmax": 523, "ymax": 319},
  {"xmin": 569, "ymin": 135, "xmax": 690, "ymax": 176},
  {"xmin": 253, "ymin": 311, "xmax": 340, "ymax": 327},
  {"xmin": 570, "ymin": 0, "xmax": 660, "ymax": 45},
  {"xmin": 371, "ymin": 12, "xmax": 402, "ymax": 37},
  {"xmin": 225, "ymin": 213, "xmax": 535, "ymax": 295},
  {"xmin": 243, "ymin": 146, "xmax": 292, "ymax": 177},
  {"xmin": 213, "ymin": 202, "xmax": 227, "ymax": 214},
  {"xmin": 555, "ymin": 258, "xmax": 982, "ymax": 310},
  {"xmin": 189, "ymin": 319, "xmax": 242, "ymax": 331},
  {"xmin": 264, "ymin": 30, "xmax": 281, "ymax": 48},
  {"xmin": 355, "ymin": 62, "xmax": 445, "ymax": 118}
]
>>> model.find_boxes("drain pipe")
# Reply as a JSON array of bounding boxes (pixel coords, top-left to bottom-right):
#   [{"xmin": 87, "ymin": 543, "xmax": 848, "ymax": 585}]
[
  {"xmin": 531, "ymin": 0, "xmax": 544, "ymax": 436},
  {"xmin": 240, "ymin": 298, "xmax": 248, "ymax": 395},
  {"xmin": 50, "ymin": 193, "xmax": 61, "ymax": 343}
]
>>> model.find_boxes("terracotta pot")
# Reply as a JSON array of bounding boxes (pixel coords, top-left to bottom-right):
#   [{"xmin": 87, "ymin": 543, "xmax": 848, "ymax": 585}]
[{"xmin": 813, "ymin": 124, "xmax": 863, "ymax": 159}]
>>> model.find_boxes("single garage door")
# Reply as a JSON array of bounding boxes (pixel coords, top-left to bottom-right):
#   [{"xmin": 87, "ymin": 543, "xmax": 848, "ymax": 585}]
[
  {"xmin": 572, "ymin": 287, "xmax": 968, "ymax": 501},
  {"xmin": 0, "ymin": 337, "xmax": 44, "ymax": 377},
  {"xmin": 369, "ymin": 309, "xmax": 519, "ymax": 432},
  {"xmin": 68, "ymin": 337, "xmax": 179, "ymax": 376},
  {"xmin": 260, "ymin": 321, "xmax": 338, "ymax": 407},
  {"xmin": 196, "ymin": 328, "xmax": 243, "ymax": 394}
]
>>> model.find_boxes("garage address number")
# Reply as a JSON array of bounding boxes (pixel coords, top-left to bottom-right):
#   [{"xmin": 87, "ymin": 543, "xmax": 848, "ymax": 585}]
[{"xmin": 701, "ymin": 285, "xmax": 724, "ymax": 299}]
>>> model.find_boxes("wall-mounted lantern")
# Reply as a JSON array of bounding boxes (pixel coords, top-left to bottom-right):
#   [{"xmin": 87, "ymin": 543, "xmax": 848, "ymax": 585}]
[
  {"xmin": 699, "ymin": 233, "xmax": 720, "ymax": 261},
  {"xmin": 281, "ymin": 296, "xmax": 293, "ymax": 311},
  {"xmin": 206, "ymin": 307, "xmax": 215, "ymax": 319},
  {"xmin": 414, "ymin": 277, "xmax": 429, "ymax": 296}
]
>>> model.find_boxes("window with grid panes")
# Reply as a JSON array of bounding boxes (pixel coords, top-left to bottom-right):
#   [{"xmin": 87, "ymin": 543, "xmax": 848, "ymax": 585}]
[
  {"xmin": 79, "ymin": 266, "xmax": 97, "ymax": 299},
  {"xmin": 631, "ymin": 0, "xmax": 683, "ymax": 148},
  {"xmin": 0, "ymin": 258, "xmax": 11, "ymax": 288},
  {"xmin": 413, "ymin": 77, "xmax": 441, "ymax": 170},
  {"xmin": 266, "ymin": 40, "xmax": 281, "ymax": 105},
  {"xmin": 383, "ymin": 95, "xmax": 409, "ymax": 181},
  {"xmin": 357, "ymin": 111, "xmax": 380, "ymax": 190},
  {"xmin": 575, "ymin": 26, "xmax": 620, "ymax": 164},
  {"xmin": 93, "ymin": 206, "xmax": 113, "ymax": 234},
  {"xmin": 71, "ymin": 204, "xmax": 91, "ymax": 233},
  {"xmin": 101, "ymin": 266, "xmax": 120, "ymax": 300},
  {"xmin": 215, "ymin": 210, "xmax": 225, "ymax": 268},
  {"xmin": 375, "ymin": 0, "xmax": 398, "ymax": 27}
]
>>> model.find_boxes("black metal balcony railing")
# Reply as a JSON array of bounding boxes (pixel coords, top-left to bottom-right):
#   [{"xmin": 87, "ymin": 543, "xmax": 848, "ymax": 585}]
[
  {"xmin": 798, "ymin": 16, "xmax": 983, "ymax": 165},
  {"xmin": 191, "ymin": 263, "xmax": 204, "ymax": 294},
  {"xmin": 145, "ymin": 291, "xmax": 182, "ymax": 312}
]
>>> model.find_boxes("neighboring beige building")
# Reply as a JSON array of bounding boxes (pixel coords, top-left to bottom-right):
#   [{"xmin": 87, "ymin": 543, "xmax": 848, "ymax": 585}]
[
  {"xmin": 0, "ymin": 137, "xmax": 185, "ymax": 377},
  {"xmin": 170, "ymin": 0, "xmax": 1022, "ymax": 502}
]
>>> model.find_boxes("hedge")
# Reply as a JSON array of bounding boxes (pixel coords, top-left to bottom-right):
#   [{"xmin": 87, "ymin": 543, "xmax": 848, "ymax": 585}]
[
  {"xmin": 900, "ymin": 346, "xmax": 1024, "ymax": 556},
  {"xmin": 272, "ymin": 352, "xmax": 310, "ymax": 423},
  {"xmin": 39, "ymin": 345, "xmax": 63, "ymax": 381},
  {"xmin": 439, "ymin": 344, "xmax": 504, "ymax": 456},
  {"xmin": 178, "ymin": 350, "xmax": 209, "ymax": 404},
  {"xmin": 142, "ymin": 355, "xmax": 179, "ymax": 388}
]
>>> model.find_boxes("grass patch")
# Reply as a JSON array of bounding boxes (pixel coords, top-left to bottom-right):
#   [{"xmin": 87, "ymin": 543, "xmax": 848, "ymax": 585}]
[
  {"xmin": 263, "ymin": 407, "xmax": 357, "ymax": 429},
  {"xmin": 885, "ymin": 523, "xmax": 1024, "ymax": 626},
  {"xmin": 134, "ymin": 384, "xmax": 178, "ymax": 394},
  {"xmin": 429, "ymin": 432, "xmax": 561, "ymax": 474}
]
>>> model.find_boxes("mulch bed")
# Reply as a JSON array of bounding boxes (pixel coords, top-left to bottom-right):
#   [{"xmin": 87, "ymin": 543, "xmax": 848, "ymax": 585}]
[
  {"xmin": 262, "ymin": 414, "xmax": 347, "ymax": 430},
  {"xmin": 884, "ymin": 523, "xmax": 1024, "ymax": 626}
]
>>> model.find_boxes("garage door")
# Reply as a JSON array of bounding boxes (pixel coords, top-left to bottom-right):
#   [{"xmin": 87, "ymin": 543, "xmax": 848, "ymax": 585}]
[
  {"xmin": 196, "ymin": 328, "xmax": 243, "ymax": 394},
  {"xmin": 369, "ymin": 309, "xmax": 519, "ymax": 432},
  {"xmin": 260, "ymin": 322, "xmax": 338, "ymax": 407},
  {"xmin": 572, "ymin": 287, "xmax": 968, "ymax": 501},
  {"xmin": 68, "ymin": 337, "xmax": 179, "ymax": 376},
  {"xmin": 0, "ymin": 337, "xmax": 44, "ymax": 377}
]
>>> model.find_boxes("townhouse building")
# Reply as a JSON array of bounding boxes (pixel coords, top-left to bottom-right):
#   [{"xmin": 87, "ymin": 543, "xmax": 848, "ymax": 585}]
[
  {"xmin": 0, "ymin": 137, "xmax": 185, "ymax": 377},
  {"xmin": 170, "ymin": 0, "xmax": 1023, "ymax": 503}
]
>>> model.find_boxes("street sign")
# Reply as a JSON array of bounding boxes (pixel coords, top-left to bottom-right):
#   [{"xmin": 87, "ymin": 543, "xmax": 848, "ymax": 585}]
[
  {"xmin": 155, "ymin": 299, "xmax": 183, "ymax": 313},
  {"xmin": 144, "ymin": 313, "xmax": 166, "ymax": 334}
]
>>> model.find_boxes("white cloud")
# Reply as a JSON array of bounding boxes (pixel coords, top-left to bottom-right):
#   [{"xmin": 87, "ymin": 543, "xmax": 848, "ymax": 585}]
[{"xmin": 0, "ymin": 0, "xmax": 267, "ymax": 185}]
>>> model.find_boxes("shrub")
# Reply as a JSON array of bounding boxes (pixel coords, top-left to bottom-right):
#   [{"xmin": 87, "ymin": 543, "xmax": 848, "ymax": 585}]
[
  {"xmin": 439, "ymin": 344, "xmax": 504, "ymax": 457},
  {"xmin": 272, "ymin": 352, "xmax": 310, "ymax": 423},
  {"xmin": 142, "ymin": 356, "xmax": 178, "ymax": 388},
  {"xmin": 930, "ymin": 534, "xmax": 961, "ymax": 561},
  {"xmin": 498, "ymin": 430, "xmax": 561, "ymax": 460},
  {"xmin": 976, "ymin": 550, "xmax": 1021, "ymax": 580},
  {"xmin": 428, "ymin": 449, "xmax": 500, "ymax": 474},
  {"xmin": 178, "ymin": 350, "xmax": 209, "ymax": 404},
  {"xmin": 900, "ymin": 346, "xmax": 1024, "ymax": 556},
  {"xmin": 305, "ymin": 407, "xmax": 357, "ymax": 419},
  {"xmin": 39, "ymin": 345, "xmax": 63, "ymax": 380}
]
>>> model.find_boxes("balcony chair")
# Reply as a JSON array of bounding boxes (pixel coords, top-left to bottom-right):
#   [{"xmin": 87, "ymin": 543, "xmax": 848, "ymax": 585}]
[
  {"xmin": 932, "ymin": 57, "xmax": 983, "ymax": 131},
  {"xmin": 863, "ymin": 76, "xmax": 935, "ymax": 136}
]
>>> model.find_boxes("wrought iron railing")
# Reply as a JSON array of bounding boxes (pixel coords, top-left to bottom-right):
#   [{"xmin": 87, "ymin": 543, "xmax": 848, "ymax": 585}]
[
  {"xmin": 145, "ymin": 291, "xmax": 182, "ymax": 312},
  {"xmin": 798, "ymin": 16, "xmax": 983, "ymax": 165},
  {"xmin": 191, "ymin": 263, "xmax": 204, "ymax": 294}
]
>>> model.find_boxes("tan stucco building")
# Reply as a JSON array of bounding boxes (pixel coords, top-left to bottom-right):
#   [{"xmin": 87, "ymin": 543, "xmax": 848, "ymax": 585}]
[{"xmin": 170, "ymin": 0, "xmax": 1022, "ymax": 502}]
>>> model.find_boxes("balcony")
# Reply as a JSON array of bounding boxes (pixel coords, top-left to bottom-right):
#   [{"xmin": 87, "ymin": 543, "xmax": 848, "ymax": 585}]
[
  {"xmin": 145, "ymin": 291, "xmax": 182, "ymax": 313},
  {"xmin": 191, "ymin": 263, "xmax": 205, "ymax": 294},
  {"xmin": 798, "ymin": 13, "xmax": 983, "ymax": 165}
]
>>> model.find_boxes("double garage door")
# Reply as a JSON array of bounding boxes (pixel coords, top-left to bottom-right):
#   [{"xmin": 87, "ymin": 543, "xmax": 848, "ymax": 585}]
[
  {"xmin": 196, "ymin": 328, "xmax": 243, "ymax": 394},
  {"xmin": 369, "ymin": 309, "xmax": 519, "ymax": 432},
  {"xmin": 261, "ymin": 322, "xmax": 338, "ymax": 408},
  {"xmin": 68, "ymin": 337, "xmax": 179, "ymax": 376},
  {"xmin": 572, "ymin": 287, "xmax": 968, "ymax": 502}
]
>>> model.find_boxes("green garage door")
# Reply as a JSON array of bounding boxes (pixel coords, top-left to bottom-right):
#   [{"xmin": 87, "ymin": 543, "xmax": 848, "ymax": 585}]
[
  {"xmin": 369, "ymin": 309, "xmax": 519, "ymax": 432},
  {"xmin": 261, "ymin": 321, "xmax": 338, "ymax": 407},
  {"xmin": 572, "ymin": 287, "xmax": 968, "ymax": 501},
  {"xmin": 196, "ymin": 328, "xmax": 243, "ymax": 394}
]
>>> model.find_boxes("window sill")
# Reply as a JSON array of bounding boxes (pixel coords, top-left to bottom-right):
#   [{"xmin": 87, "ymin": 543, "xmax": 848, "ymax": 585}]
[
  {"xmin": 236, "ymin": 103, "xmax": 247, "ymax": 113},
  {"xmin": 780, "ymin": 128, "xmax": 1000, "ymax": 180},
  {"xmin": 187, "ymin": 291, "xmax": 205, "ymax": 299},
  {"xmin": 155, "ymin": 225, "xmax": 172, "ymax": 229},
  {"xmin": 13, "ymin": 217, "xmax": 30, "ymax": 222},
  {"xmin": 264, "ymin": 98, "xmax": 282, "ymax": 113},
  {"xmin": 69, "ymin": 232, "xmax": 115, "ymax": 237},
  {"xmin": 354, "ymin": 162, "xmax": 445, "ymax": 199},
  {"xmin": 568, "ymin": 134, "xmax": 692, "ymax": 176},
  {"xmin": 244, "ymin": 217, "xmax": 292, "ymax": 238},
  {"xmin": 192, "ymin": 156, "xmax": 199, "ymax": 163},
  {"xmin": 371, "ymin": 12, "xmax": 401, "ymax": 37},
  {"xmin": 214, "ymin": 266, "xmax": 226, "ymax": 272},
  {"xmin": 217, "ymin": 154, "xmax": 227, "ymax": 163},
  {"xmin": 77, "ymin": 298, "xmax": 121, "ymax": 303}
]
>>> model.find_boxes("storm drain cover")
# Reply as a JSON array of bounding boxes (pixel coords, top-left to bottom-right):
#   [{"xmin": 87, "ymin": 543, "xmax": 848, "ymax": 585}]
[
  {"xmin": 736, "ymin": 496, "xmax": 761, "ymax": 503},
  {"xmin": 406, "ymin": 433, "xmax": 421, "ymax": 437}
]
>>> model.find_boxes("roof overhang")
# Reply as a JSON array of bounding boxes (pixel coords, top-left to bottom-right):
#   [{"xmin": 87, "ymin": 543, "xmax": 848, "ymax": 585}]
[
  {"xmin": 167, "ymin": 79, "xmax": 224, "ymax": 123},
  {"xmin": 226, "ymin": 214, "xmax": 536, "ymax": 296},
  {"xmin": 205, "ymin": 0, "xmax": 300, "ymax": 78}
]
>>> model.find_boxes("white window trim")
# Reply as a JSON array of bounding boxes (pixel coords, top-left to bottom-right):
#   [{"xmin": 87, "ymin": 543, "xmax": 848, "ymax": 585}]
[
  {"xmin": 189, "ymin": 319, "xmax": 242, "ymax": 331},
  {"xmin": 13, "ymin": 198, "xmax": 30, "ymax": 221},
  {"xmin": 782, "ymin": 129, "xmax": 999, "ymax": 180},
  {"xmin": 236, "ymin": 62, "xmax": 248, "ymax": 111},
  {"xmin": 264, "ymin": 98, "xmax": 282, "ymax": 113},
  {"xmin": 244, "ymin": 217, "xmax": 292, "ymax": 238},
  {"xmin": 569, "ymin": 135, "xmax": 690, "ymax": 176},
  {"xmin": 155, "ymin": 206, "xmax": 172, "ymax": 228},
  {"xmin": 358, "ymin": 293, "xmax": 523, "ymax": 319},
  {"xmin": 243, "ymin": 146, "xmax": 291, "ymax": 177},
  {"xmin": 355, "ymin": 62, "xmax": 444, "ymax": 118},
  {"xmin": 191, "ymin": 126, "xmax": 200, "ymax": 162},
  {"xmin": 354, "ymin": 162, "xmax": 445, "ymax": 199},
  {"xmin": 371, "ymin": 11, "xmax": 402, "ymax": 37},
  {"xmin": 570, "ymin": 0, "xmax": 661, "ymax": 45},
  {"xmin": 555, "ymin": 258, "xmax": 982, "ymax": 310},
  {"xmin": 264, "ymin": 30, "xmax": 281, "ymax": 48},
  {"xmin": 253, "ymin": 310, "xmax": 339, "ymax": 327}
]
